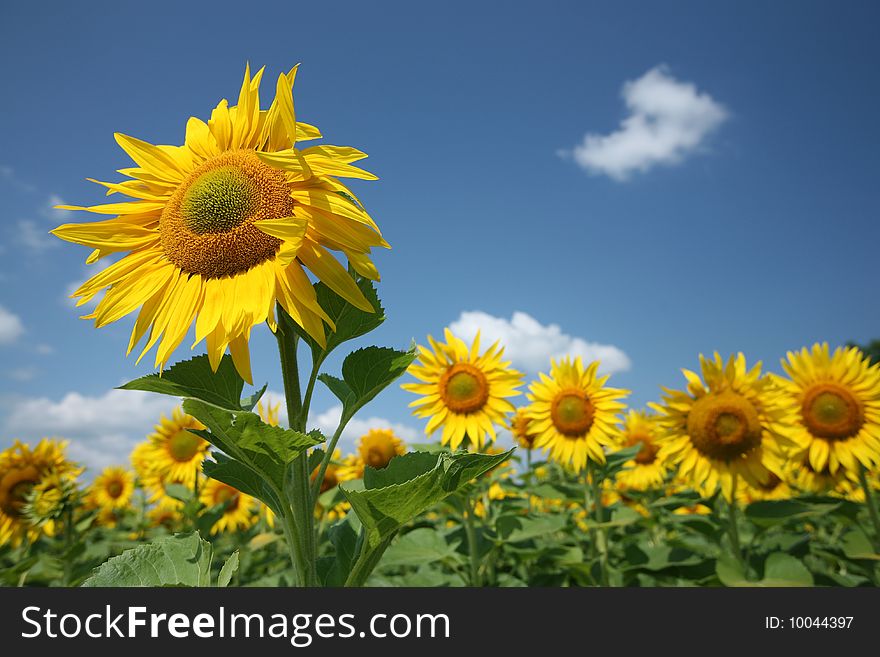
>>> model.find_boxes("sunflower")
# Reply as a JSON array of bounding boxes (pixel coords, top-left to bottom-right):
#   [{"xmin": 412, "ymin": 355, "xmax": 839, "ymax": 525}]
[
  {"xmin": 526, "ymin": 357, "xmax": 628, "ymax": 473},
  {"xmin": 653, "ymin": 353, "xmax": 792, "ymax": 500},
  {"xmin": 257, "ymin": 400, "xmax": 281, "ymax": 426},
  {"xmin": 88, "ymin": 466, "xmax": 135, "ymax": 510},
  {"xmin": 51, "ymin": 64, "xmax": 387, "ymax": 383},
  {"xmin": 773, "ymin": 343, "xmax": 880, "ymax": 477},
  {"xmin": 613, "ymin": 410, "xmax": 667, "ymax": 492},
  {"xmin": 144, "ymin": 407, "xmax": 210, "ymax": 487},
  {"xmin": 147, "ymin": 502, "xmax": 182, "ymax": 529},
  {"xmin": 357, "ymin": 428, "xmax": 406, "ymax": 469},
  {"xmin": 402, "ymin": 329, "xmax": 523, "ymax": 450},
  {"xmin": 199, "ymin": 479, "xmax": 257, "ymax": 534},
  {"xmin": 0, "ymin": 439, "xmax": 82, "ymax": 547},
  {"xmin": 784, "ymin": 452, "xmax": 862, "ymax": 499},
  {"xmin": 509, "ymin": 408, "xmax": 538, "ymax": 450}
]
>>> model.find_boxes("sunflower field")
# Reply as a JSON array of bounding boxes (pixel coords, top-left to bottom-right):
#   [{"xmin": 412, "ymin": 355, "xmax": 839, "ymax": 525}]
[{"xmin": 1, "ymin": 65, "xmax": 879, "ymax": 588}]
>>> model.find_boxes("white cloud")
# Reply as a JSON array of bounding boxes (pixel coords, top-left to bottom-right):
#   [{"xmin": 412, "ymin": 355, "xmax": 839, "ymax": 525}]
[
  {"xmin": 3, "ymin": 389, "xmax": 178, "ymax": 473},
  {"xmin": 0, "ymin": 305, "xmax": 25, "ymax": 344},
  {"xmin": 308, "ymin": 404, "xmax": 420, "ymax": 455},
  {"xmin": 35, "ymin": 344, "xmax": 54, "ymax": 356},
  {"xmin": 43, "ymin": 194, "xmax": 73, "ymax": 222},
  {"xmin": 449, "ymin": 310, "xmax": 631, "ymax": 374},
  {"xmin": 7, "ymin": 367, "xmax": 37, "ymax": 382},
  {"xmin": 0, "ymin": 165, "xmax": 36, "ymax": 192},
  {"xmin": 17, "ymin": 219, "xmax": 58, "ymax": 251},
  {"xmin": 563, "ymin": 65, "xmax": 728, "ymax": 181}
]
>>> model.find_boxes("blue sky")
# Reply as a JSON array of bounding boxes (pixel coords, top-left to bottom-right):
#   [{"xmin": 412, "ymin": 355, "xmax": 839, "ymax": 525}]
[{"xmin": 1, "ymin": 0, "xmax": 878, "ymax": 471}]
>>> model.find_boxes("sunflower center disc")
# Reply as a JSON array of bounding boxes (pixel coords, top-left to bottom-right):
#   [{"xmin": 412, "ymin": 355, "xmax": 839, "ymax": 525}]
[
  {"xmin": 181, "ymin": 166, "xmax": 260, "ymax": 234},
  {"xmin": 802, "ymin": 384, "xmax": 864, "ymax": 441},
  {"xmin": 160, "ymin": 150, "xmax": 292, "ymax": 279},
  {"xmin": 551, "ymin": 391, "xmax": 595, "ymax": 437},
  {"xmin": 215, "ymin": 486, "xmax": 240, "ymax": 510},
  {"xmin": 168, "ymin": 430, "xmax": 201, "ymax": 462},
  {"xmin": 440, "ymin": 364, "xmax": 489, "ymax": 413},
  {"xmin": 0, "ymin": 466, "xmax": 39, "ymax": 517},
  {"xmin": 627, "ymin": 433, "xmax": 659, "ymax": 465},
  {"xmin": 687, "ymin": 390, "xmax": 763, "ymax": 461},
  {"xmin": 106, "ymin": 480, "xmax": 124, "ymax": 498},
  {"xmin": 365, "ymin": 446, "xmax": 390, "ymax": 468}
]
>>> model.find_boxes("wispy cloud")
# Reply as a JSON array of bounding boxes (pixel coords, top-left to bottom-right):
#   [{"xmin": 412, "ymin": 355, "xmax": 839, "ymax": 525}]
[
  {"xmin": 0, "ymin": 305, "xmax": 25, "ymax": 345},
  {"xmin": 7, "ymin": 367, "xmax": 37, "ymax": 382},
  {"xmin": 449, "ymin": 310, "xmax": 631, "ymax": 374},
  {"xmin": 17, "ymin": 219, "xmax": 58, "ymax": 252},
  {"xmin": 0, "ymin": 165, "xmax": 36, "ymax": 192},
  {"xmin": 561, "ymin": 65, "xmax": 728, "ymax": 181}
]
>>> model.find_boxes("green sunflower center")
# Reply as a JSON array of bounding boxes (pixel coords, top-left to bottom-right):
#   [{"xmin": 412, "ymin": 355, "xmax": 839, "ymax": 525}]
[
  {"xmin": 802, "ymin": 383, "xmax": 864, "ymax": 441},
  {"xmin": 168, "ymin": 430, "xmax": 201, "ymax": 463},
  {"xmin": 687, "ymin": 390, "xmax": 763, "ymax": 461},
  {"xmin": 181, "ymin": 166, "xmax": 260, "ymax": 234},
  {"xmin": 551, "ymin": 390, "xmax": 595, "ymax": 437},
  {"xmin": 440, "ymin": 364, "xmax": 490, "ymax": 414}
]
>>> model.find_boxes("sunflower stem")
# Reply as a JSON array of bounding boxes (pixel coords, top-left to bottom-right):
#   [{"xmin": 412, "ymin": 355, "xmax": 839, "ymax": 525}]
[
  {"xmin": 275, "ymin": 313, "xmax": 317, "ymax": 586},
  {"xmin": 857, "ymin": 466, "xmax": 880, "ymax": 552},
  {"xmin": 589, "ymin": 462, "xmax": 611, "ymax": 587},
  {"xmin": 463, "ymin": 493, "xmax": 482, "ymax": 587},
  {"xmin": 726, "ymin": 475, "xmax": 746, "ymax": 573}
]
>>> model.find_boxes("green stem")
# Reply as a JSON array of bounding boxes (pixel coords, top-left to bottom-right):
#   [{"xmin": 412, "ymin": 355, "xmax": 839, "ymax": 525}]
[
  {"xmin": 858, "ymin": 466, "xmax": 880, "ymax": 552},
  {"xmin": 310, "ymin": 420, "xmax": 348, "ymax": 501},
  {"xmin": 589, "ymin": 463, "xmax": 610, "ymax": 587},
  {"xmin": 463, "ymin": 494, "xmax": 482, "ymax": 587},
  {"xmin": 274, "ymin": 315, "xmax": 316, "ymax": 586},
  {"xmin": 727, "ymin": 474, "xmax": 746, "ymax": 570}
]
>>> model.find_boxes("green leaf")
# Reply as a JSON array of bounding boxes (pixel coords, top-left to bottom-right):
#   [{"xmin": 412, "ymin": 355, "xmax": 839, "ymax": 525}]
[
  {"xmin": 319, "ymin": 513, "xmax": 362, "ymax": 587},
  {"xmin": 716, "ymin": 552, "xmax": 813, "ymax": 587},
  {"xmin": 119, "ymin": 354, "xmax": 249, "ymax": 410},
  {"xmin": 163, "ymin": 483, "xmax": 195, "ymax": 503},
  {"xmin": 185, "ymin": 399, "xmax": 321, "ymax": 491},
  {"xmin": 841, "ymin": 528, "xmax": 880, "ymax": 560},
  {"xmin": 218, "ymin": 551, "xmax": 240, "ymax": 587},
  {"xmin": 82, "ymin": 532, "xmax": 213, "ymax": 587},
  {"xmin": 202, "ymin": 453, "xmax": 283, "ymax": 515},
  {"xmin": 319, "ymin": 346, "xmax": 417, "ymax": 419},
  {"xmin": 341, "ymin": 449, "xmax": 512, "ymax": 552},
  {"xmin": 495, "ymin": 514, "xmax": 567, "ymax": 543},
  {"xmin": 240, "ymin": 383, "xmax": 268, "ymax": 412},
  {"xmin": 745, "ymin": 499, "xmax": 840, "ymax": 527},
  {"xmin": 599, "ymin": 444, "xmax": 642, "ymax": 477},
  {"xmin": 295, "ymin": 279, "xmax": 385, "ymax": 361},
  {"xmin": 380, "ymin": 528, "xmax": 462, "ymax": 569}
]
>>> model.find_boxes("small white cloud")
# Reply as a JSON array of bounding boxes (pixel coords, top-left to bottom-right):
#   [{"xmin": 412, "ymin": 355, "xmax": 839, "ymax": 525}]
[
  {"xmin": 448, "ymin": 310, "xmax": 631, "ymax": 374},
  {"xmin": 0, "ymin": 305, "xmax": 25, "ymax": 344},
  {"xmin": 308, "ymin": 404, "xmax": 420, "ymax": 455},
  {"xmin": 35, "ymin": 344, "xmax": 54, "ymax": 356},
  {"xmin": 17, "ymin": 219, "xmax": 58, "ymax": 251},
  {"xmin": 3, "ymin": 389, "xmax": 178, "ymax": 472},
  {"xmin": 7, "ymin": 367, "xmax": 37, "ymax": 382},
  {"xmin": 0, "ymin": 165, "xmax": 36, "ymax": 192},
  {"xmin": 562, "ymin": 65, "xmax": 728, "ymax": 181},
  {"xmin": 43, "ymin": 194, "xmax": 74, "ymax": 222}
]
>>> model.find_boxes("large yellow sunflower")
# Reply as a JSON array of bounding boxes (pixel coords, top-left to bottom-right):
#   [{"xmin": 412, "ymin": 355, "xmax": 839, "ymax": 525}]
[
  {"xmin": 773, "ymin": 343, "xmax": 880, "ymax": 476},
  {"xmin": 88, "ymin": 466, "xmax": 135, "ymax": 510},
  {"xmin": 199, "ymin": 479, "xmax": 258, "ymax": 534},
  {"xmin": 526, "ymin": 357, "xmax": 628, "ymax": 473},
  {"xmin": 613, "ymin": 410, "xmax": 668, "ymax": 492},
  {"xmin": 0, "ymin": 439, "xmax": 82, "ymax": 547},
  {"xmin": 402, "ymin": 329, "xmax": 523, "ymax": 450},
  {"xmin": 144, "ymin": 407, "xmax": 210, "ymax": 487},
  {"xmin": 653, "ymin": 353, "xmax": 792, "ymax": 500},
  {"xmin": 51, "ymin": 64, "xmax": 387, "ymax": 382}
]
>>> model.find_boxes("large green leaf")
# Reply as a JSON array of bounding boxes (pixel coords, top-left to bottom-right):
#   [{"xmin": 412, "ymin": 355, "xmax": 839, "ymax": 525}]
[
  {"xmin": 495, "ymin": 514, "xmax": 567, "ymax": 543},
  {"xmin": 380, "ymin": 528, "xmax": 463, "ymax": 569},
  {"xmin": 82, "ymin": 532, "xmax": 213, "ymax": 587},
  {"xmin": 319, "ymin": 346, "xmax": 417, "ymax": 420},
  {"xmin": 716, "ymin": 552, "xmax": 814, "ymax": 587},
  {"xmin": 341, "ymin": 449, "xmax": 512, "ymax": 552},
  {"xmin": 184, "ymin": 399, "xmax": 321, "ymax": 488},
  {"xmin": 119, "ymin": 354, "xmax": 252, "ymax": 410},
  {"xmin": 294, "ymin": 279, "xmax": 385, "ymax": 362},
  {"xmin": 744, "ymin": 499, "xmax": 840, "ymax": 527}
]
